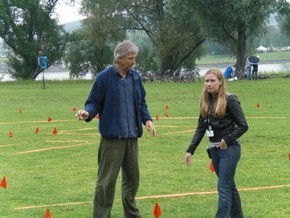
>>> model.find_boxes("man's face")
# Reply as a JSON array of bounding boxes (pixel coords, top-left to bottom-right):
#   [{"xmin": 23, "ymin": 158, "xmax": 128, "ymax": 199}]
[{"xmin": 118, "ymin": 52, "xmax": 137, "ymax": 71}]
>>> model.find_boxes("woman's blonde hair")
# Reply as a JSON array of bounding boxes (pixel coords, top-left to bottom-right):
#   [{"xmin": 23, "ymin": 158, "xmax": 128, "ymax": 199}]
[{"xmin": 200, "ymin": 68, "xmax": 228, "ymax": 118}]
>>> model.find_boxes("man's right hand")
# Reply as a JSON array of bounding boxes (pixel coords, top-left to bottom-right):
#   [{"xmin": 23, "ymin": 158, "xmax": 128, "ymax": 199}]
[{"xmin": 76, "ymin": 110, "xmax": 89, "ymax": 120}]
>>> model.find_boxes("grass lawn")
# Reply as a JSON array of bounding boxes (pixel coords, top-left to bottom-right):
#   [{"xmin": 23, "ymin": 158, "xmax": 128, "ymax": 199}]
[{"xmin": 0, "ymin": 78, "xmax": 289, "ymax": 217}]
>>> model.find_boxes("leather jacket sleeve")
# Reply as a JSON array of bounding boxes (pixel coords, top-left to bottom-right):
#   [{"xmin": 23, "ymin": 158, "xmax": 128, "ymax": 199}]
[
  {"xmin": 222, "ymin": 94, "xmax": 248, "ymax": 145},
  {"xmin": 186, "ymin": 114, "xmax": 207, "ymax": 155}
]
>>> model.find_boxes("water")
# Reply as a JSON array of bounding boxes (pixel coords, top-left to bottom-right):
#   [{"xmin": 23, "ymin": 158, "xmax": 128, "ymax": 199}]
[
  {"xmin": 34, "ymin": 71, "xmax": 94, "ymax": 81},
  {"xmin": 0, "ymin": 67, "xmax": 94, "ymax": 82},
  {"xmin": 1, "ymin": 62, "xmax": 290, "ymax": 82},
  {"xmin": 198, "ymin": 62, "xmax": 290, "ymax": 76}
]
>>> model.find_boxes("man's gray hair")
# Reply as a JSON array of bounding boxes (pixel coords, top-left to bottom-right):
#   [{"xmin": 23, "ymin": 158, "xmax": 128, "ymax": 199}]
[{"xmin": 114, "ymin": 40, "xmax": 139, "ymax": 62}]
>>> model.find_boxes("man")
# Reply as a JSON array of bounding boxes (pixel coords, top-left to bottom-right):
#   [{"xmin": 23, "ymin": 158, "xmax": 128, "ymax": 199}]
[
  {"xmin": 76, "ymin": 40, "xmax": 156, "ymax": 217},
  {"xmin": 245, "ymin": 57, "xmax": 252, "ymax": 80},
  {"xmin": 252, "ymin": 63, "xmax": 258, "ymax": 80}
]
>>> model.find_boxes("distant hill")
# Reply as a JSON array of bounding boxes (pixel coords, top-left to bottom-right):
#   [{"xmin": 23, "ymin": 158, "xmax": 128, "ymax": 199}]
[{"xmin": 63, "ymin": 20, "xmax": 83, "ymax": 33}]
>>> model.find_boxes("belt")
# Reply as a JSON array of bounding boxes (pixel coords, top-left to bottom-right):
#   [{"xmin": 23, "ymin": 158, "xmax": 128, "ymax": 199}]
[{"xmin": 209, "ymin": 142, "xmax": 220, "ymax": 148}]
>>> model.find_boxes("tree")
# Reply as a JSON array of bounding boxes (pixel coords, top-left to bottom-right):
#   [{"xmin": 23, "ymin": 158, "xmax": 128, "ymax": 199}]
[
  {"xmin": 257, "ymin": 25, "xmax": 289, "ymax": 49},
  {"xmin": 127, "ymin": 31, "xmax": 158, "ymax": 73},
  {"xmin": 276, "ymin": 0, "xmax": 290, "ymax": 37},
  {"xmin": 64, "ymin": 27, "xmax": 114, "ymax": 78},
  {"xmin": 0, "ymin": 0, "xmax": 66, "ymax": 80},
  {"xmin": 80, "ymin": 0, "xmax": 206, "ymax": 73},
  {"xmin": 189, "ymin": 0, "xmax": 276, "ymax": 76},
  {"xmin": 62, "ymin": 0, "xmax": 127, "ymax": 77}
]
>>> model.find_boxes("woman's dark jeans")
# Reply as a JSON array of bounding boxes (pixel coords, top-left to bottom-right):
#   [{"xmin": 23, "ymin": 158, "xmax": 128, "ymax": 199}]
[{"xmin": 209, "ymin": 141, "xmax": 243, "ymax": 218}]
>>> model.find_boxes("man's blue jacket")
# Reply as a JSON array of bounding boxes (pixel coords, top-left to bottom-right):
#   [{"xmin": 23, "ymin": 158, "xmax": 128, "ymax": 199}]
[{"xmin": 84, "ymin": 65, "xmax": 152, "ymax": 138}]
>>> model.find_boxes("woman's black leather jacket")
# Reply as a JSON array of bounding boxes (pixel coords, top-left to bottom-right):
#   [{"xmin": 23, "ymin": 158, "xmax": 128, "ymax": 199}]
[{"xmin": 186, "ymin": 94, "xmax": 248, "ymax": 155}]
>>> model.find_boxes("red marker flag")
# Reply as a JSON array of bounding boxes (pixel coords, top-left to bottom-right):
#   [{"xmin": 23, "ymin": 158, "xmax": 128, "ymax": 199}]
[
  {"xmin": 48, "ymin": 117, "xmax": 52, "ymax": 122},
  {"xmin": 153, "ymin": 203, "xmax": 162, "ymax": 218},
  {"xmin": 256, "ymin": 103, "xmax": 260, "ymax": 108},
  {"xmin": 155, "ymin": 115, "xmax": 159, "ymax": 121},
  {"xmin": 288, "ymin": 154, "xmax": 290, "ymax": 161},
  {"xmin": 0, "ymin": 177, "xmax": 7, "ymax": 189},
  {"xmin": 72, "ymin": 107, "xmax": 76, "ymax": 112},
  {"xmin": 165, "ymin": 112, "xmax": 169, "ymax": 117},
  {"xmin": 35, "ymin": 128, "xmax": 40, "ymax": 134},
  {"xmin": 44, "ymin": 209, "xmax": 51, "ymax": 218},
  {"xmin": 165, "ymin": 105, "xmax": 169, "ymax": 110},
  {"xmin": 209, "ymin": 161, "xmax": 215, "ymax": 172},
  {"xmin": 9, "ymin": 131, "xmax": 13, "ymax": 138},
  {"xmin": 19, "ymin": 108, "xmax": 22, "ymax": 113},
  {"xmin": 52, "ymin": 128, "xmax": 58, "ymax": 135}
]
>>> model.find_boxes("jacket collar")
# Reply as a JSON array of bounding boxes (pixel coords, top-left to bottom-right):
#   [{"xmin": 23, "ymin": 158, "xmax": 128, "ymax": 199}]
[{"xmin": 112, "ymin": 64, "xmax": 132, "ymax": 77}]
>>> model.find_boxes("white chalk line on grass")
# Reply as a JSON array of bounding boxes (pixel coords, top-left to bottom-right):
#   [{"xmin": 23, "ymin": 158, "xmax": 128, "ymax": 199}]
[
  {"xmin": 13, "ymin": 184, "xmax": 290, "ymax": 210},
  {"xmin": 247, "ymin": 116, "xmax": 288, "ymax": 119},
  {"xmin": 0, "ymin": 115, "xmax": 288, "ymax": 126},
  {"xmin": 0, "ymin": 143, "xmax": 14, "ymax": 148},
  {"xmin": 14, "ymin": 202, "xmax": 92, "ymax": 210},
  {"xmin": 0, "ymin": 120, "xmax": 76, "ymax": 125},
  {"xmin": 163, "ymin": 129, "xmax": 195, "ymax": 135},
  {"xmin": 45, "ymin": 140, "xmax": 90, "ymax": 143},
  {"xmin": 155, "ymin": 116, "xmax": 288, "ymax": 120},
  {"xmin": 136, "ymin": 184, "xmax": 290, "ymax": 200},
  {"xmin": 14, "ymin": 142, "xmax": 94, "ymax": 155}
]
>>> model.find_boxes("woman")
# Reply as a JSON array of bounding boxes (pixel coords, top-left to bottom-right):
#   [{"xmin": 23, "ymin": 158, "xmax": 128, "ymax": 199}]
[{"xmin": 185, "ymin": 68, "xmax": 248, "ymax": 217}]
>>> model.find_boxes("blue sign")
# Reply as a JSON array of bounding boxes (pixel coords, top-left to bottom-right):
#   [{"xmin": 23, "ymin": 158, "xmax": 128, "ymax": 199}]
[{"xmin": 38, "ymin": 56, "xmax": 47, "ymax": 69}]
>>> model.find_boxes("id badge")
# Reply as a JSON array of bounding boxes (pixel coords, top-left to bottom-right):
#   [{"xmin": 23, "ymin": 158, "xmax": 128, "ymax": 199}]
[{"xmin": 206, "ymin": 130, "xmax": 214, "ymax": 137}]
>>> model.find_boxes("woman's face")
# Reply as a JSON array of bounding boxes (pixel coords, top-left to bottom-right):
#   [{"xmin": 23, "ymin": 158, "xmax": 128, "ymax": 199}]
[{"xmin": 204, "ymin": 73, "xmax": 222, "ymax": 95}]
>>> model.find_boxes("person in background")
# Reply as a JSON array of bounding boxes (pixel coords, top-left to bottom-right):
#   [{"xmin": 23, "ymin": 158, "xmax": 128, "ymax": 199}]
[
  {"xmin": 185, "ymin": 68, "xmax": 248, "ymax": 218},
  {"xmin": 76, "ymin": 40, "xmax": 156, "ymax": 218},
  {"xmin": 252, "ymin": 62, "xmax": 258, "ymax": 80},
  {"xmin": 245, "ymin": 57, "xmax": 252, "ymax": 80},
  {"xmin": 223, "ymin": 64, "xmax": 235, "ymax": 80}
]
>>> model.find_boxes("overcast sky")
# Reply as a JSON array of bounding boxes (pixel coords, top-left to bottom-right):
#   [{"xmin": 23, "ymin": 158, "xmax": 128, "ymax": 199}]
[
  {"xmin": 54, "ymin": 0, "xmax": 85, "ymax": 24},
  {"xmin": 53, "ymin": 1, "xmax": 290, "ymax": 24}
]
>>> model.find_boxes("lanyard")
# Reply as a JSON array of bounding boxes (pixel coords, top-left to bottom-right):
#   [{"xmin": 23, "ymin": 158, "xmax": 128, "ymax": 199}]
[{"xmin": 207, "ymin": 104, "xmax": 214, "ymax": 131}]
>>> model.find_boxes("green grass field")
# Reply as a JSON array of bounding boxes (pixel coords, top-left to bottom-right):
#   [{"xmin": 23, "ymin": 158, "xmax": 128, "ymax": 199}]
[{"xmin": 0, "ymin": 78, "xmax": 289, "ymax": 217}]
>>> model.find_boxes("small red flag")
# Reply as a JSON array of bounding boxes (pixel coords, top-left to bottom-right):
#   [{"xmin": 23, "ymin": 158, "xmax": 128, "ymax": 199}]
[
  {"xmin": 209, "ymin": 161, "xmax": 215, "ymax": 172},
  {"xmin": 256, "ymin": 103, "xmax": 260, "ymax": 108},
  {"xmin": 52, "ymin": 128, "xmax": 58, "ymax": 135},
  {"xmin": 155, "ymin": 115, "xmax": 159, "ymax": 121},
  {"xmin": 165, "ymin": 105, "xmax": 169, "ymax": 110},
  {"xmin": 35, "ymin": 128, "xmax": 40, "ymax": 134},
  {"xmin": 19, "ymin": 108, "xmax": 22, "ymax": 113},
  {"xmin": 0, "ymin": 177, "xmax": 7, "ymax": 189},
  {"xmin": 288, "ymin": 154, "xmax": 290, "ymax": 161},
  {"xmin": 48, "ymin": 117, "xmax": 52, "ymax": 122},
  {"xmin": 153, "ymin": 203, "xmax": 162, "ymax": 218},
  {"xmin": 72, "ymin": 107, "xmax": 76, "ymax": 112},
  {"xmin": 9, "ymin": 131, "xmax": 13, "ymax": 138},
  {"xmin": 44, "ymin": 209, "xmax": 51, "ymax": 218},
  {"xmin": 165, "ymin": 112, "xmax": 169, "ymax": 117}
]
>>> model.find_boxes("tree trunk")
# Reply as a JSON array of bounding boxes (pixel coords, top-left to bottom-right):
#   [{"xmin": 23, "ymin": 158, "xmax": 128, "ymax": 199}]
[{"xmin": 235, "ymin": 27, "xmax": 246, "ymax": 78}]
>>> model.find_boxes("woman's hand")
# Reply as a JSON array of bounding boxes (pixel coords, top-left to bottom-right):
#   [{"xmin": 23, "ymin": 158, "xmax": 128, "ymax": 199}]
[
  {"xmin": 219, "ymin": 139, "xmax": 228, "ymax": 149},
  {"xmin": 185, "ymin": 152, "xmax": 192, "ymax": 167}
]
